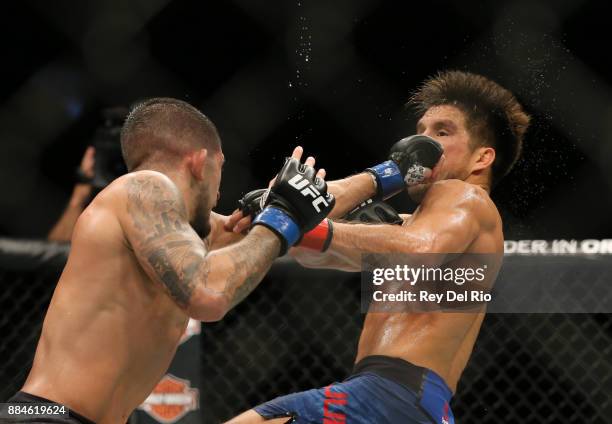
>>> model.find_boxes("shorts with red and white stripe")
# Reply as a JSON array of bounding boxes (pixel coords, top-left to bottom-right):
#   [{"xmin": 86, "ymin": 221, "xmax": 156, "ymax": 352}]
[{"xmin": 252, "ymin": 369, "xmax": 450, "ymax": 424}]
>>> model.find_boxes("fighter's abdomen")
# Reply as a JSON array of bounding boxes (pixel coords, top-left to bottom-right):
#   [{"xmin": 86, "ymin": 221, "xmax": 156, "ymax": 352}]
[{"xmin": 355, "ymin": 311, "xmax": 483, "ymax": 392}]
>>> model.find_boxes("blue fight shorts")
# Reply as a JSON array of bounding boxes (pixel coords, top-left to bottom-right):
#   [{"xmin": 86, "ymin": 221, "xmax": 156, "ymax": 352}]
[{"xmin": 253, "ymin": 355, "xmax": 454, "ymax": 424}]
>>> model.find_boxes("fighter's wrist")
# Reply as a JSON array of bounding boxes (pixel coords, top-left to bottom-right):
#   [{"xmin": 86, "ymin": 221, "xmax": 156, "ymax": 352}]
[
  {"xmin": 367, "ymin": 171, "xmax": 378, "ymax": 194},
  {"xmin": 297, "ymin": 218, "xmax": 333, "ymax": 252},
  {"xmin": 366, "ymin": 160, "xmax": 404, "ymax": 200},
  {"xmin": 252, "ymin": 207, "xmax": 301, "ymax": 256},
  {"xmin": 246, "ymin": 225, "xmax": 283, "ymax": 256}
]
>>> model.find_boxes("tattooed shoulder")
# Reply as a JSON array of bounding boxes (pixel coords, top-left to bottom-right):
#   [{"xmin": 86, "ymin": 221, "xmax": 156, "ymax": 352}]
[{"xmin": 125, "ymin": 172, "xmax": 188, "ymax": 238}]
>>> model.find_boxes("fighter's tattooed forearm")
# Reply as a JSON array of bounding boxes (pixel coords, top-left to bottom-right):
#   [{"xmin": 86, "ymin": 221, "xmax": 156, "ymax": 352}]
[
  {"xmin": 222, "ymin": 228, "xmax": 280, "ymax": 308},
  {"xmin": 126, "ymin": 174, "xmax": 280, "ymax": 312}
]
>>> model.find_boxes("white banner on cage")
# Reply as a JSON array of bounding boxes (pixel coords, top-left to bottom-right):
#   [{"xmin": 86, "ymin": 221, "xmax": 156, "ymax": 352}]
[{"xmin": 504, "ymin": 239, "xmax": 612, "ymax": 255}]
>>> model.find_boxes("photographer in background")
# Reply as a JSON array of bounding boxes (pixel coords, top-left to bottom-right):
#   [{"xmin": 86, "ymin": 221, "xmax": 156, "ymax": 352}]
[{"xmin": 48, "ymin": 107, "xmax": 128, "ymax": 242}]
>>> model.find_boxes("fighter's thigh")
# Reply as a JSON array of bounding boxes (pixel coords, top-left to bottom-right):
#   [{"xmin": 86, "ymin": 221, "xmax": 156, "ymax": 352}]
[{"xmin": 225, "ymin": 410, "xmax": 291, "ymax": 424}]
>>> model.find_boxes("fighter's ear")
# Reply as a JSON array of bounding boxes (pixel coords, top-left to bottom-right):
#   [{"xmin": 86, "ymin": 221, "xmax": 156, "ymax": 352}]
[
  {"xmin": 471, "ymin": 146, "xmax": 495, "ymax": 174},
  {"xmin": 189, "ymin": 148, "xmax": 208, "ymax": 181}
]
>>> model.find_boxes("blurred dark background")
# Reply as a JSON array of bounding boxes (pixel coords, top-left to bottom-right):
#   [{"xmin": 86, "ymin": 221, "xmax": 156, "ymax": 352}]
[{"xmin": 1, "ymin": 0, "xmax": 611, "ymax": 240}]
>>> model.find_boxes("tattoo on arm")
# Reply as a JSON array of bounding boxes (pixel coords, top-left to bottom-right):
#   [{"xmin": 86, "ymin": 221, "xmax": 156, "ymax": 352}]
[
  {"xmin": 220, "ymin": 227, "xmax": 279, "ymax": 308},
  {"xmin": 126, "ymin": 175, "xmax": 206, "ymax": 308},
  {"xmin": 126, "ymin": 174, "xmax": 279, "ymax": 313}
]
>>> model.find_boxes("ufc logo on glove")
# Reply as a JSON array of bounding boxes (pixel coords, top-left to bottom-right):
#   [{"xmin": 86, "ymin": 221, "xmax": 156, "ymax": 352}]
[{"xmin": 288, "ymin": 174, "xmax": 329, "ymax": 212}]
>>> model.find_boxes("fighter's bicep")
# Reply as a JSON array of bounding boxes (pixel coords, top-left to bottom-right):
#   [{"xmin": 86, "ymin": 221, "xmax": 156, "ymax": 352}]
[{"xmin": 121, "ymin": 173, "xmax": 208, "ymax": 308}]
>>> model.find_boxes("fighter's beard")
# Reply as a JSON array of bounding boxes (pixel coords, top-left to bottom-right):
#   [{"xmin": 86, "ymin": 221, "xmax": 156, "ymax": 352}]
[{"xmin": 191, "ymin": 191, "xmax": 212, "ymax": 239}]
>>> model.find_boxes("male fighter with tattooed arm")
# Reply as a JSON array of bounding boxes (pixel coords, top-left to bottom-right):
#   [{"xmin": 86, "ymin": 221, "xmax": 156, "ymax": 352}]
[
  {"xmin": 227, "ymin": 71, "xmax": 530, "ymax": 424},
  {"xmin": 9, "ymin": 98, "xmax": 334, "ymax": 424}
]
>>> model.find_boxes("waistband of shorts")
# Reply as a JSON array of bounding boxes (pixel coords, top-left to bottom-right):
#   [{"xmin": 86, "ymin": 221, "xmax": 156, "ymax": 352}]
[
  {"xmin": 14, "ymin": 391, "xmax": 96, "ymax": 424},
  {"xmin": 350, "ymin": 355, "xmax": 452, "ymax": 400}
]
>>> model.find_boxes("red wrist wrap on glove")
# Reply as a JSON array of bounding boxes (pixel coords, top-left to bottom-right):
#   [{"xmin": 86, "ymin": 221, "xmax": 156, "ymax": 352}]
[{"xmin": 297, "ymin": 219, "xmax": 333, "ymax": 252}]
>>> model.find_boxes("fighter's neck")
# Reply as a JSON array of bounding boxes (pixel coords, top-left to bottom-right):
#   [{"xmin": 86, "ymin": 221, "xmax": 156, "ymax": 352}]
[{"xmin": 464, "ymin": 174, "xmax": 491, "ymax": 194}]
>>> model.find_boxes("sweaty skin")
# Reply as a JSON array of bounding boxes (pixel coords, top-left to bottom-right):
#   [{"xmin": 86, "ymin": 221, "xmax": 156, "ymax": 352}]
[
  {"xmin": 325, "ymin": 178, "xmax": 502, "ymax": 392},
  {"xmin": 289, "ymin": 105, "xmax": 503, "ymax": 392},
  {"xmin": 22, "ymin": 171, "xmax": 280, "ymax": 424}
]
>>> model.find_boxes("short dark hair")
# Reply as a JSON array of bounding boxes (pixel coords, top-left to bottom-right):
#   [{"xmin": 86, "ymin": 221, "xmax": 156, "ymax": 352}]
[
  {"xmin": 409, "ymin": 70, "xmax": 530, "ymax": 185},
  {"xmin": 121, "ymin": 98, "xmax": 221, "ymax": 171}
]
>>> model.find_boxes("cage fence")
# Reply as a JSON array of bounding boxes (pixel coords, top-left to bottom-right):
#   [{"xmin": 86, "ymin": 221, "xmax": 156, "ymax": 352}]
[{"xmin": 0, "ymin": 241, "xmax": 611, "ymax": 423}]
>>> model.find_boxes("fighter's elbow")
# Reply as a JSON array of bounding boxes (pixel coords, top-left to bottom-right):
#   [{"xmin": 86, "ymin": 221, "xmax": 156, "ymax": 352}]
[{"xmin": 186, "ymin": 290, "xmax": 229, "ymax": 322}]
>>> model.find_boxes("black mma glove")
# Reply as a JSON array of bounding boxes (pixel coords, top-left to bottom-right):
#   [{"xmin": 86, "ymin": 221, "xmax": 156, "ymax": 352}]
[
  {"xmin": 238, "ymin": 188, "xmax": 266, "ymax": 219},
  {"xmin": 344, "ymin": 198, "xmax": 403, "ymax": 225},
  {"xmin": 251, "ymin": 157, "xmax": 335, "ymax": 255},
  {"xmin": 238, "ymin": 187, "xmax": 335, "ymax": 253},
  {"xmin": 366, "ymin": 134, "xmax": 443, "ymax": 200}
]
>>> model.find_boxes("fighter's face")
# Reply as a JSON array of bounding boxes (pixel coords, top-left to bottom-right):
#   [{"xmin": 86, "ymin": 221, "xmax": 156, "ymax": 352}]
[
  {"xmin": 191, "ymin": 150, "xmax": 224, "ymax": 238},
  {"xmin": 408, "ymin": 105, "xmax": 474, "ymax": 200}
]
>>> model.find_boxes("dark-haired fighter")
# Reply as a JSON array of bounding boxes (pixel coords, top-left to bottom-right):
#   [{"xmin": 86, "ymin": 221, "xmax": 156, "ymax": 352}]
[
  {"xmin": 9, "ymin": 98, "xmax": 334, "ymax": 424},
  {"xmin": 227, "ymin": 71, "xmax": 530, "ymax": 424}
]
